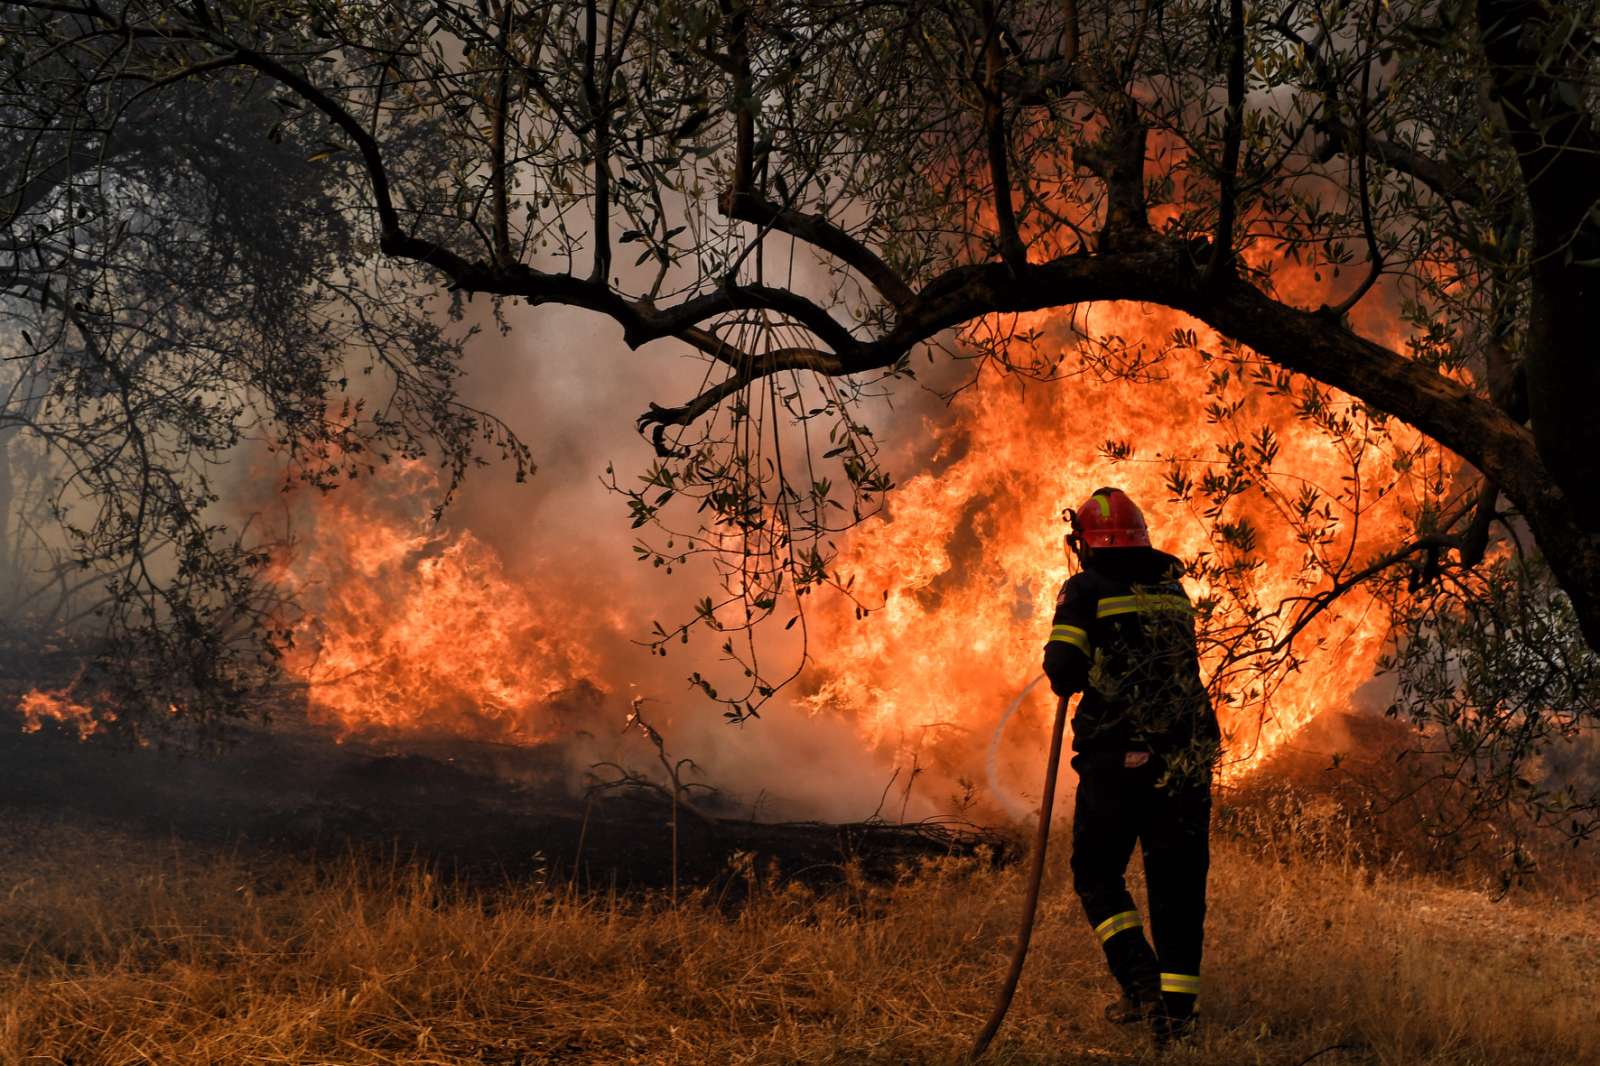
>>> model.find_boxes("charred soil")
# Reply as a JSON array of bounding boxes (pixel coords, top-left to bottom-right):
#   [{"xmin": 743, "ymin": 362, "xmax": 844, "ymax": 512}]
[{"xmin": 0, "ymin": 720, "xmax": 1012, "ymax": 895}]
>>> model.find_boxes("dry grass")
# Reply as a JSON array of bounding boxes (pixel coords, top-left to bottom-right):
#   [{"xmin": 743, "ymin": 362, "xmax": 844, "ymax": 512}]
[{"xmin": 0, "ymin": 812, "xmax": 1594, "ymax": 1066}]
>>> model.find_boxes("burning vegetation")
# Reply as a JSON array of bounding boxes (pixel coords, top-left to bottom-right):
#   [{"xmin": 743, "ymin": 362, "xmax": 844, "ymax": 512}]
[
  {"xmin": 16, "ymin": 687, "xmax": 106, "ymax": 739},
  {"xmin": 272, "ymin": 461, "xmax": 609, "ymax": 746},
  {"xmin": 1, "ymin": 0, "xmax": 1597, "ymax": 853},
  {"xmin": 183, "ymin": 295, "xmax": 1426, "ymax": 825},
  {"xmin": 0, "ymin": 296, "xmax": 1580, "ymax": 841},
  {"xmin": 2, "ymin": 0, "xmax": 1600, "ymax": 1059}
]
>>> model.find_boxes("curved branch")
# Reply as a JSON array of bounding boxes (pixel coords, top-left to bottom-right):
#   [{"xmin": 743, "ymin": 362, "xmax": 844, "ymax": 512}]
[
  {"xmin": 719, "ymin": 190, "xmax": 915, "ymax": 311},
  {"xmin": 29, "ymin": 0, "xmax": 1545, "ymax": 583},
  {"xmin": 1273, "ymin": 7, "xmax": 1486, "ymax": 211},
  {"xmin": 637, "ymin": 339, "xmax": 842, "ymax": 457},
  {"xmin": 1319, "ymin": 0, "xmax": 1387, "ymax": 320},
  {"xmin": 1315, "ymin": 119, "xmax": 1487, "ymax": 211}
]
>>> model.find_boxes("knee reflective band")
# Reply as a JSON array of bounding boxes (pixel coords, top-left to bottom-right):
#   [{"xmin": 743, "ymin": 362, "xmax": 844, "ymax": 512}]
[
  {"xmin": 1048, "ymin": 624, "xmax": 1090, "ymax": 653},
  {"xmin": 1160, "ymin": 973, "xmax": 1201, "ymax": 995},
  {"xmin": 1094, "ymin": 910, "xmax": 1142, "ymax": 943}
]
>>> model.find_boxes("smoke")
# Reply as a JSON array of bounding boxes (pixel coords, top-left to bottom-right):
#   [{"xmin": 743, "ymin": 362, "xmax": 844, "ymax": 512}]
[
  {"xmin": 257, "ymin": 298, "xmax": 927, "ymax": 823},
  {"xmin": 245, "ymin": 266, "xmax": 1431, "ymax": 828}
]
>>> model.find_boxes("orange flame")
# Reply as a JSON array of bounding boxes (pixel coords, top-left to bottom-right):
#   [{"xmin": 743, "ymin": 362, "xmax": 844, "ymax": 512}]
[
  {"xmin": 17, "ymin": 688, "xmax": 110, "ymax": 739},
  {"xmin": 262, "ymin": 301, "xmax": 1429, "ymax": 812},
  {"xmin": 276, "ymin": 462, "xmax": 610, "ymax": 744},
  {"xmin": 804, "ymin": 301, "xmax": 1419, "ymax": 781}
]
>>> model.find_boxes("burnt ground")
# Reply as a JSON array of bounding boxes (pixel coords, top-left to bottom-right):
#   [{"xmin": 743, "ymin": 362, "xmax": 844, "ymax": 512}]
[
  {"xmin": 0, "ymin": 718, "xmax": 1015, "ymax": 893},
  {"xmin": 0, "ymin": 700, "xmax": 1469, "ymax": 896}
]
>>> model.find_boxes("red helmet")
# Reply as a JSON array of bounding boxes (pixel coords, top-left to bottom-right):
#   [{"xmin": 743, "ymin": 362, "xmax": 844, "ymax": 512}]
[{"xmin": 1068, "ymin": 487, "xmax": 1151, "ymax": 551}]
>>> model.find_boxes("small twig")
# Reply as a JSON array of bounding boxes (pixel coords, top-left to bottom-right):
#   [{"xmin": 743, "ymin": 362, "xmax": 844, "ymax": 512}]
[
  {"xmin": 1291, "ymin": 1043, "xmax": 1356, "ymax": 1066},
  {"xmin": 570, "ymin": 792, "xmax": 593, "ymax": 896},
  {"xmin": 869, "ymin": 767, "xmax": 901, "ymax": 822},
  {"xmin": 898, "ymin": 754, "xmax": 924, "ymax": 824},
  {"xmin": 979, "ymin": 1, "xmax": 1027, "ymax": 273},
  {"xmin": 1321, "ymin": 0, "xmax": 1386, "ymax": 319}
]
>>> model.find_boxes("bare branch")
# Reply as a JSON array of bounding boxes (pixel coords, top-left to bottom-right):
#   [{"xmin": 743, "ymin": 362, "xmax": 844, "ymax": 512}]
[
  {"xmin": 1314, "ymin": 119, "xmax": 1487, "ymax": 211},
  {"xmin": 1322, "ymin": 0, "xmax": 1387, "ymax": 319}
]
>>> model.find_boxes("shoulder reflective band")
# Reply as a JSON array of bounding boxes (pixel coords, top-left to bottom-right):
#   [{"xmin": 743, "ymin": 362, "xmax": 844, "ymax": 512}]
[
  {"xmin": 1093, "ymin": 909, "xmax": 1142, "ymax": 942},
  {"xmin": 1096, "ymin": 593, "xmax": 1194, "ymax": 619},
  {"xmin": 1048, "ymin": 624, "xmax": 1090, "ymax": 653},
  {"xmin": 1160, "ymin": 973, "xmax": 1201, "ymax": 995}
]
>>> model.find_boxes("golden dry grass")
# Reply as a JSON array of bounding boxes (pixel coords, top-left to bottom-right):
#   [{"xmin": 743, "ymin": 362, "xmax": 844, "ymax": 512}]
[{"xmin": 0, "ymin": 812, "xmax": 1594, "ymax": 1066}]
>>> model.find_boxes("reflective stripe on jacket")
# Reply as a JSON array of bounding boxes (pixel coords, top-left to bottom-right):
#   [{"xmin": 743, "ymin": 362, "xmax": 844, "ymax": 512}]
[{"xmin": 1042, "ymin": 547, "xmax": 1218, "ymax": 753}]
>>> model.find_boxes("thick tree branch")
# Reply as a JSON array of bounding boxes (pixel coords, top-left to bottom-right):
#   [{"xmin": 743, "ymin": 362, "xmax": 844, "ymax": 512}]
[
  {"xmin": 22, "ymin": 0, "xmax": 1577, "ymax": 646},
  {"xmin": 583, "ymin": 0, "xmax": 612, "ymax": 284},
  {"xmin": 999, "ymin": 56, "xmax": 1086, "ymax": 104},
  {"xmin": 1314, "ymin": 119, "xmax": 1487, "ymax": 211},
  {"xmin": 1207, "ymin": 0, "xmax": 1245, "ymax": 285},
  {"xmin": 1188, "ymin": 272, "xmax": 1539, "ymax": 502},
  {"xmin": 1076, "ymin": 98, "xmax": 1152, "ymax": 250},
  {"xmin": 719, "ymin": 190, "xmax": 916, "ymax": 311},
  {"xmin": 608, "ymin": 239, "xmax": 1546, "ymax": 548},
  {"xmin": 980, "ymin": 4, "xmax": 1027, "ymax": 273},
  {"xmin": 723, "ymin": 0, "xmax": 754, "ymax": 197},
  {"xmin": 489, "ymin": 0, "xmax": 514, "ymax": 265},
  {"xmin": 3, "ymin": 49, "xmax": 249, "ymax": 226},
  {"xmin": 3, "ymin": 140, "xmax": 130, "ymax": 226},
  {"xmin": 1477, "ymin": 0, "xmax": 1600, "ymax": 523},
  {"xmin": 1275, "ymin": 6, "xmax": 1486, "ymax": 210}
]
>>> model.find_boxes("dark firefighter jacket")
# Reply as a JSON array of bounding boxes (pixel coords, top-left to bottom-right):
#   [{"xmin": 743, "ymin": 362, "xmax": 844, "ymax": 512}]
[{"xmin": 1042, "ymin": 547, "xmax": 1220, "ymax": 754}]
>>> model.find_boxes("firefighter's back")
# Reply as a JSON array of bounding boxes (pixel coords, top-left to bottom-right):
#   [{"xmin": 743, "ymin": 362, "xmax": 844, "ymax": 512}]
[{"xmin": 1061, "ymin": 547, "xmax": 1217, "ymax": 755}]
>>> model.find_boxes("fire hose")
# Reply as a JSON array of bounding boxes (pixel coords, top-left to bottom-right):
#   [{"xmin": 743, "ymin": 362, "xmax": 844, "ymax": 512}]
[{"xmin": 968, "ymin": 678, "xmax": 1071, "ymax": 1062}]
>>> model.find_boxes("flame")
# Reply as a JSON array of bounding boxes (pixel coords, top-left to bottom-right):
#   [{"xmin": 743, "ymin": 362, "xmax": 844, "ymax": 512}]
[
  {"xmin": 17, "ymin": 688, "xmax": 110, "ymax": 739},
  {"xmin": 804, "ymin": 300, "xmax": 1420, "ymax": 781},
  {"xmin": 259, "ymin": 297, "xmax": 1431, "ymax": 809},
  {"xmin": 275, "ymin": 462, "xmax": 610, "ymax": 744}
]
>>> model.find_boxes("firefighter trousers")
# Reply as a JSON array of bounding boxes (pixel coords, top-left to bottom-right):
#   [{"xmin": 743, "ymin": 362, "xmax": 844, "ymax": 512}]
[{"xmin": 1070, "ymin": 749, "xmax": 1212, "ymax": 1020}]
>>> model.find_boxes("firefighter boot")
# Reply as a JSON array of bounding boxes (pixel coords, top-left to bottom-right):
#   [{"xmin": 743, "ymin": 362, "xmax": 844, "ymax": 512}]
[
  {"xmin": 1103, "ymin": 991, "xmax": 1159, "ymax": 1026},
  {"xmin": 1150, "ymin": 1001, "xmax": 1199, "ymax": 1049}
]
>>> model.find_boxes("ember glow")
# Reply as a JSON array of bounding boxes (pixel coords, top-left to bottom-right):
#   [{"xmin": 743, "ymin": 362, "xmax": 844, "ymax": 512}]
[{"xmin": 275, "ymin": 463, "xmax": 611, "ymax": 744}]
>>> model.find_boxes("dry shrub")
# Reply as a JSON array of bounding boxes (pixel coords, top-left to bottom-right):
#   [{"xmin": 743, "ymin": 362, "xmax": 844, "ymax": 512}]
[
  {"xmin": 1219, "ymin": 711, "xmax": 1600, "ymax": 890},
  {"xmin": 0, "ymin": 812, "xmax": 1594, "ymax": 1065}
]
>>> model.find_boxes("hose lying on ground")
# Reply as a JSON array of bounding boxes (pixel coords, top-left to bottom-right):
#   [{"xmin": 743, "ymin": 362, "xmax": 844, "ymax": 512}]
[{"xmin": 967, "ymin": 692, "xmax": 1071, "ymax": 1062}]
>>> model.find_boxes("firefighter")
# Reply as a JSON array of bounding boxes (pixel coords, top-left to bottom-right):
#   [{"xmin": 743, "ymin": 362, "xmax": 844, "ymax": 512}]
[{"xmin": 1041, "ymin": 487, "xmax": 1220, "ymax": 1044}]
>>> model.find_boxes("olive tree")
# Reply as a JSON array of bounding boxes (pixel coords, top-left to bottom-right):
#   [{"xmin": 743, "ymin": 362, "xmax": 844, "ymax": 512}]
[{"xmin": 3, "ymin": 0, "xmax": 1597, "ymax": 833}]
